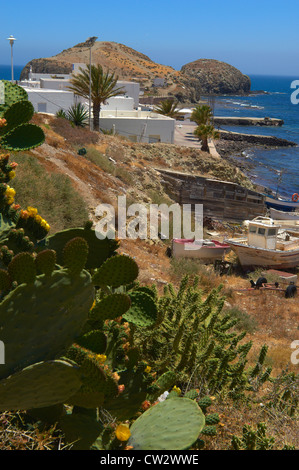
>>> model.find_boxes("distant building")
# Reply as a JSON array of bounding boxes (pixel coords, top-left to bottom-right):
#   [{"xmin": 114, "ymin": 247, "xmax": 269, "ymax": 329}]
[{"xmin": 153, "ymin": 78, "xmax": 165, "ymax": 87}]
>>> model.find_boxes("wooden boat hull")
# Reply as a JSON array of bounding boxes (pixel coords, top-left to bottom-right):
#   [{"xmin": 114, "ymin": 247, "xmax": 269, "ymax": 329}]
[
  {"xmin": 172, "ymin": 239, "xmax": 230, "ymax": 261},
  {"xmin": 226, "ymin": 239, "xmax": 299, "ymax": 270}
]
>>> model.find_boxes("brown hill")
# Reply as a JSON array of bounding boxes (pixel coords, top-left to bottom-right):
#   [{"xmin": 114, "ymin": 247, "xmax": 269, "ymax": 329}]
[
  {"xmin": 20, "ymin": 39, "xmax": 178, "ymax": 81},
  {"xmin": 20, "ymin": 39, "xmax": 251, "ymax": 100}
]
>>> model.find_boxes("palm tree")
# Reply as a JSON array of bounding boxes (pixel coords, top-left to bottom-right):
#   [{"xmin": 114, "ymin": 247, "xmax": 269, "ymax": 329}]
[
  {"xmin": 68, "ymin": 64, "xmax": 125, "ymax": 131},
  {"xmin": 190, "ymin": 105, "xmax": 213, "ymax": 126},
  {"xmin": 194, "ymin": 124, "xmax": 220, "ymax": 152},
  {"xmin": 154, "ymin": 99, "xmax": 180, "ymax": 118}
]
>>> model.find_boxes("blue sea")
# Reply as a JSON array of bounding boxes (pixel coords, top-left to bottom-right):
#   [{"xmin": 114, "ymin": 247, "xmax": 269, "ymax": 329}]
[
  {"xmin": 211, "ymin": 75, "xmax": 299, "ymax": 198},
  {"xmin": 0, "ymin": 64, "xmax": 24, "ymax": 81}
]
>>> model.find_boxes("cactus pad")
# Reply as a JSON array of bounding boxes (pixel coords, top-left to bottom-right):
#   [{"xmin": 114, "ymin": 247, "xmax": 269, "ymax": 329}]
[
  {"xmin": 3, "ymin": 100, "xmax": 34, "ymax": 133},
  {"xmin": 123, "ymin": 291, "xmax": 157, "ymax": 327},
  {"xmin": 1, "ymin": 123, "xmax": 45, "ymax": 151},
  {"xmin": 0, "ymin": 269, "xmax": 94, "ymax": 379},
  {"xmin": 0, "ymin": 360, "xmax": 82, "ymax": 411},
  {"xmin": 63, "ymin": 237, "xmax": 89, "ymax": 274},
  {"xmin": 8, "ymin": 252, "xmax": 36, "ymax": 284},
  {"xmin": 92, "ymin": 255, "xmax": 139, "ymax": 288},
  {"xmin": 35, "ymin": 249, "xmax": 56, "ymax": 275},
  {"xmin": 128, "ymin": 397, "xmax": 205, "ymax": 450},
  {"xmin": 41, "ymin": 227, "xmax": 118, "ymax": 269},
  {"xmin": 90, "ymin": 293, "xmax": 131, "ymax": 322}
]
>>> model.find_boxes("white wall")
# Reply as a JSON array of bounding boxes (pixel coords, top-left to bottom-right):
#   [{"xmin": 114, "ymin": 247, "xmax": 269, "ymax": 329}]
[
  {"xmin": 22, "ymin": 87, "xmax": 75, "ymax": 114},
  {"xmin": 99, "ymin": 110, "xmax": 175, "ymax": 143},
  {"xmin": 28, "ymin": 71, "xmax": 70, "ymax": 81},
  {"xmin": 117, "ymin": 81, "xmax": 140, "ymax": 108},
  {"xmin": 40, "ymin": 78, "xmax": 71, "ymax": 91}
]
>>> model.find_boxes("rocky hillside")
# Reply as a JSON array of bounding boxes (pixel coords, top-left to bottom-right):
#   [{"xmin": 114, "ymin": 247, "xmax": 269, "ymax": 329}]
[
  {"xmin": 20, "ymin": 39, "xmax": 251, "ymax": 101},
  {"xmin": 181, "ymin": 59, "xmax": 251, "ymax": 95}
]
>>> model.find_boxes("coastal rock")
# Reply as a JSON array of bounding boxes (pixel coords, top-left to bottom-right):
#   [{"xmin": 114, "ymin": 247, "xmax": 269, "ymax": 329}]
[{"xmin": 180, "ymin": 59, "xmax": 251, "ymax": 95}]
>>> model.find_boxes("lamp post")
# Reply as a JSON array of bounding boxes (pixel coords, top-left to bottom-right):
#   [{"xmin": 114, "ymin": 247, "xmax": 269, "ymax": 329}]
[{"xmin": 7, "ymin": 35, "xmax": 16, "ymax": 83}]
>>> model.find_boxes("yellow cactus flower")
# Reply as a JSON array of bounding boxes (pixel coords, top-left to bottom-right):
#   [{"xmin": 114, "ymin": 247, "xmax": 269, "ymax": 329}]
[
  {"xmin": 115, "ymin": 424, "xmax": 131, "ymax": 442},
  {"xmin": 20, "ymin": 210, "xmax": 30, "ymax": 219},
  {"xmin": 27, "ymin": 206, "xmax": 38, "ymax": 217},
  {"xmin": 35, "ymin": 215, "xmax": 42, "ymax": 224},
  {"xmin": 144, "ymin": 365, "xmax": 151, "ymax": 373},
  {"xmin": 8, "ymin": 171, "xmax": 16, "ymax": 180},
  {"xmin": 172, "ymin": 386, "xmax": 181, "ymax": 395},
  {"xmin": 96, "ymin": 354, "xmax": 107, "ymax": 364},
  {"xmin": 5, "ymin": 186, "xmax": 16, "ymax": 198}
]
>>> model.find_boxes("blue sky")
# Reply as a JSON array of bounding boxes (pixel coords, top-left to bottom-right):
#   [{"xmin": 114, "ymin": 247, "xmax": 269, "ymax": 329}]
[{"xmin": 0, "ymin": 0, "xmax": 299, "ymax": 76}]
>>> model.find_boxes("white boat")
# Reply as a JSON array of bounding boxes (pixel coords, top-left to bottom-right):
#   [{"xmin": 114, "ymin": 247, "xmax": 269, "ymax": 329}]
[
  {"xmin": 270, "ymin": 207, "xmax": 299, "ymax": 221},
  {"xmin": 225, "ymin": 218, "xmax": 299, "ymax": 270},
  {"xmin": 172, "ymin": 238, "xmax": 230, "ymax": 261}
]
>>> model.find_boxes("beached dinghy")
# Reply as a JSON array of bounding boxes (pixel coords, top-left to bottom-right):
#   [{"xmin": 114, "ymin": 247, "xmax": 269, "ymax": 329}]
[
  {"xmin": 172, "ymin": 238, "xmax": 230, "ymax": 261},
  {"xmin": 270, "ymin": 207, "xmax": 299, "ymax": 221},
  {"xmin": 225, "ymin": 217, "xmax": 299, "ymax": 270}
]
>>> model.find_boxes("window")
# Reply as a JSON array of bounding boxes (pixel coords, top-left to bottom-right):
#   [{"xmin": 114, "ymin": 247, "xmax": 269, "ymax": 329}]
[
  {"xmin": 37, "ymin": 103, "xmax": 47, "ymax": 113},
  {"xmin": 249, "ymin": 226, "xmax": 257, "ymax": 233},
  {"xmin": 258, "ymin": 228, "xmax": 266, "ymax": 235},
  {"xmin": 268, "ymin": 228, "xmax": 277, "ymax": 236}
]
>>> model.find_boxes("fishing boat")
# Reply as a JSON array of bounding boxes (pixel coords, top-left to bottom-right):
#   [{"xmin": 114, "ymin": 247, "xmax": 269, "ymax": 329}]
[
  {"xmin": 172, "ymin": 238, "xmax": 230, "ymax": 261},
  {"xmin": 265, "ymin": 194, "xmax": 299, "ymax": 212},
  {"xmin": 269, "ymin": 207, "xmax": 299, "ymax": 221},
  {"xmin": 225, "ymin": 217, "xmax": 299, "ymax": 270}
]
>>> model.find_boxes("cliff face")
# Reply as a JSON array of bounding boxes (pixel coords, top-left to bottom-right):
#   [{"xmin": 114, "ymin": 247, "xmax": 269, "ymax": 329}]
[{"xmin": 180, "ymin": 59, "xmax": 251, "ymax": 95}]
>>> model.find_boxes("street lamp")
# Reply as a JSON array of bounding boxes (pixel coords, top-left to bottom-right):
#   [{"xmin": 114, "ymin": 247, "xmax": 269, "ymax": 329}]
[{"xmin": 7, "ymin": 35, "xmax": 16, "ymax": 83}]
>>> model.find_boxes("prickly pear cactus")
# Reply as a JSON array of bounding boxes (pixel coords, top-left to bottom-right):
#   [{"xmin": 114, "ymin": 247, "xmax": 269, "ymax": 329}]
[
  {"xmin": 127, "ymin": 397, "xmax": 206, "ymax": 450},
  {"xmin": 0, "ymin": 81, "xmax": 45, "ymax": 151},
  {"xmin": 0, "ymin": 234, "xmax": 96, "ymax": 411}
]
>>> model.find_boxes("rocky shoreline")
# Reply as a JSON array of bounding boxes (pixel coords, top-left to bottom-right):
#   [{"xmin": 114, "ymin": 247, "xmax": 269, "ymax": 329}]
[{"xmin": 214, "ymin": 138, "xmax": 277, "ymax": 195}]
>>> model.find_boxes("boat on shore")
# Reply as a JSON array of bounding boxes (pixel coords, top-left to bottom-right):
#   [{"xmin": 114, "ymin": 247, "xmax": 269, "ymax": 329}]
[
  {"xmin": 270, "ymin": 207, "xmax": 299, "ymax": 221},
  {"xmin": 172, "ymin": 238, "xmax": 230, "ymax": 261},
  {"xmin": 225, "ymin": 217, "xmax": 299, "ymax": 270},
  {"xmin": 265, "ymin": 194, "xmax": 299, "ymax": 212}
]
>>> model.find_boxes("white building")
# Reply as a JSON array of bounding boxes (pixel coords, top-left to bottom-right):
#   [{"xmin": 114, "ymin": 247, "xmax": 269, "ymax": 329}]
[
  {"xmin": 19, "ymin": 65, "xmax": 174, "ymax": 143},
  {"xmin": 21, "ymin": 87, "xmax": 76, "ymax": 114},
  {"xmin": 99, "ymin": 109, "xmax": 175, "ymax": 144}
]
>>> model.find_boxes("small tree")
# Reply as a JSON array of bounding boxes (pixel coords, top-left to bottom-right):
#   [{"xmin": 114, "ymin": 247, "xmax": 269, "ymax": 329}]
[
  {"xmin": 68, "ymin": 65, "xmax": 125, "ymax": 131},
  {"xmin": 190, "ymin": 105, "xmax": 213, "ymax": 126},
  {"xmin": 154, "ymin": 98, "xmax": 180, "ymax": 118},
  {"xmin": 191, "ymin": 105, "xmax": 219, "ymax": 152},
  {"xmin": 194, "ymin": 124, "xmax": 220, "ymax": 152}
]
